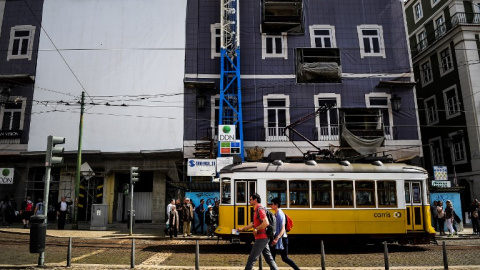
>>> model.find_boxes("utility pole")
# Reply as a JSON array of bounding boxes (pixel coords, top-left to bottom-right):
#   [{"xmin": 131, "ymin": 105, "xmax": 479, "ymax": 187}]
[{"xmin": 72, "ymin": 91, "xmax": 85, "ymax": 230}]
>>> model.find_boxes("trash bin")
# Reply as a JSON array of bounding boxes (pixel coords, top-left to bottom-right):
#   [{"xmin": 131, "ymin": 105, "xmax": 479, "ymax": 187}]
[
  {"xmin": 90, "ymin": 204, "xmax": 108, "ymax": 231},
  {"xmin": 30, "ymin": 215, "xmax": 47, "ymax": 253},
  {"xmin": 127, "ymin": 210, "xmax": 135, "ymax": 229}
]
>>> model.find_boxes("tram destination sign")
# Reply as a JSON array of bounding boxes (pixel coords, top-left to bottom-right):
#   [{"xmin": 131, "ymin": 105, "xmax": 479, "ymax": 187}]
[{"xmin": 0, "ymin": 168, "xmax": 14, "ymax": 184}]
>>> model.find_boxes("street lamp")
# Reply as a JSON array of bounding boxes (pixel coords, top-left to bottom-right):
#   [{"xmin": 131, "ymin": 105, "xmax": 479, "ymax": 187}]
[{"xmin": 390, "ymin": 93, "xmax": 401, "ymax": 112}]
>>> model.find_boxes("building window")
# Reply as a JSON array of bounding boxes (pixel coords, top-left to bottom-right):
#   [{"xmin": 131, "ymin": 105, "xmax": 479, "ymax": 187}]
[
  {"xmin": 356, "ymin": 181, "xmax": 375, "ymax": 207},
  {"xmin": 448, "ymin": 132, "xmax": 467, "ymax": 164},
  {"xmin": 7, "ymin": 25, "xmax": 35, "ymax": 61},
  {"xmin": 334, "ymin": 181, "xmax": 353, "ymax": 208},
  {"xmin": 421, "ymin": 60, "xmax": 433, "ymax": 85},
  {"xmin": 309, "ymin": 25, "xmax": 336, "ymax": 48},
  {"xmin": 262, "ymin": 34, "xmax": 288, "ymax": 59},
  {"xmin": 264, "ymin": 94, "xmax": 290, "ymax": 141},
  {"xmin": 443, "ymin": 86, "xmax": 460, "ymax": 119},
  {"xmin": 438, "ymin": 47, "xmax": 453, "ymax": 75},
  {"xmin": 431, "ymin": 0, "xmax": 440, "ymax": 7},
  {"xmin": 0, "ymin": 97, "xmax": 26, "ymax": 144},
  {"xmin": 266, "ymin": 180, "xmax": 287, "ymax": 207},
  {"xmin": 312, "ymin": 181, "xmax": 331, "ymax": 208},
  {"xmin": 424, "ymin": 96, "xmax": 439, "ymax": 125},
  {"xmin": 315, "ymin": 94, "xmax": 340, "ymax": 141},
  {"xmin": 210, "ymin": 23, "xmax": 221, "ymax": 59},
  {"xmin": 429, "ymin": 137, "xmax": 444, "ymax": 165},
  {"xmin": 210, "ymin": 95, "xmax": 220, "ymax": 140},
  {"xmin": 289, "ymin": 180, "xmax": 309, "ymax": 208},
  {"xmin": 434, "ymin": 15, "xmax": 446, "ymax": 38},
  {"xmin": 414, "ymin": 2, "xmax": 423, "ymax": 22},
  {"xmin": 366, "ymin": 93, "xmax": 393, "ymax": 140},
  {"xmin": 377, "ymin": 181, "xmax": 397, "ymax": 207},
  {"xmin": 357, "ymin": 25, "xmax": 386, "ymax": 58},
  {"xmin": 417, "ymin": 30, "xmax": 427, "ymax": 51}
]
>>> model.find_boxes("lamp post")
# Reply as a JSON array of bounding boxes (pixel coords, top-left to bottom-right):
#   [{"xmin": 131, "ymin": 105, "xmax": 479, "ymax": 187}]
[{"xmin": 390, "ymin": 93, "xmax": 401, "ymax": 112}]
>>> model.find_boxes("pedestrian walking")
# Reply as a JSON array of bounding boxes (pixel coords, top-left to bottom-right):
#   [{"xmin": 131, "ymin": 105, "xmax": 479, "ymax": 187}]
[
  {"xmin": 175, "ymin": 198, "xmax": 184, "ymax": 234},
  {"xmin": 445, "ymin": 200, "xmax": 456, "ymax": 237},
  {"xmin": 205, "ymin": 205, "xmax": 216, "ymax": 237},
  {"xmin": 56, "ymin": 196, "xmax": 72, "ymax": 230},
  {"xmin": 34, "ymin": 198, "xmax": 44, "ymax": 215},
  {"xmin": 168, "ymin": 205, "xmax": 179, "ymax": 238},
  {"xmin": 182, "ymin": 197, "xmax": 194, "ymax": 237},
  {"xmin": 270, "ymin": 197, "xmax": 300, "ymax": 270},
  {"xmin": 0, "ymin": 196, "xmax": 8, "ymax": 225},
  {"xmin": 431, "ymin": 201, "xmax": 438, "ymax": 231},
  {"xmin": 195, "ymin": 199, "xmax": 205, "ymax": 235},
  {"xmin": 20, "ymin": 196, "xmax": 34, "ymax": 228},
  {"xmin": 437, "ymin": 201, "xmax": 445, "ymax": 236},
  {"xmin": 470, "ymin": 199, "xmax": 479, "ymax": 235},
  {"xmin": 238, "ymin": 193, "xmax": 278, "ymax": 270}
]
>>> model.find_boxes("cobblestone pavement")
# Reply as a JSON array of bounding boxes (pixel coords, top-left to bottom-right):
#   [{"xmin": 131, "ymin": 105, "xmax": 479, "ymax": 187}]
[{"xmin": 1, "ymin": 222, "xmax": 480, "ymax": 270}]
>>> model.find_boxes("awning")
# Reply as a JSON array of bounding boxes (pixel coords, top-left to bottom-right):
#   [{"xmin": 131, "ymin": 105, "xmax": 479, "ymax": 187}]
[{"xmin": 167, "ymin": 181, "xmax": 219, "ymax": 191}]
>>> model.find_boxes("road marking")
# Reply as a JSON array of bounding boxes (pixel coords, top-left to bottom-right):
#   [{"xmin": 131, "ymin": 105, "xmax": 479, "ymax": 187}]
[{"xmin": 140, "ymin": 240, "xmax": 188, "ymax": 266}]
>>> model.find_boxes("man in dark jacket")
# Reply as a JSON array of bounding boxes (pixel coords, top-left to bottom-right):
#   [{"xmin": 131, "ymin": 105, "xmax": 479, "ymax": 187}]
[
  {"xmin": 181, "ymin": 197, "xmax": 193, "ymax": 237},
  {"xmin": 195, "ymin": 199, "xmax": 205, "ymax": 235}
]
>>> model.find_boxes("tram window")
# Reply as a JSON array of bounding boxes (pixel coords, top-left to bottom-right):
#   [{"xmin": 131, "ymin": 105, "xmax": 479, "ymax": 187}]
[
  {"xmin": 355, "ymin": 181, "xmax": 375, "ymax": 207},
  {"xmin": 412, "ymin": 183, "xmax": 421, "ymax": 203},
  {"xmin": 334, "ymin": 181, "xmax": 353, "ymax": 207},
  {"xmin": 267, "ymin": 180, "xmax": 287, "ymax": 207},
  {"xmin": 312, "ymin": 181, "xmax": 332, "ymax": 208},
  {"xmin": 236, "ymin": 182, "xmax": 246, "ymax": 203},
  {"xmin": 378, "ymin": 181, "xmax": 397, "ymax": 207},
  {"xmin": 290, "ymin": 180, "xmax": 309, "ymax": 208},
  {"xmin": 221, "ymin": 179, "xmax": 231, "ymax": 204}
]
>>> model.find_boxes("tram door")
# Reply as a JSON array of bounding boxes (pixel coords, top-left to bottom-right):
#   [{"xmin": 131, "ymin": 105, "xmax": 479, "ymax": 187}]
[
  {"xmin": 405, "ymin": 181, "xmax": 424, "ymax": 231},
  {"xmin": 234, "ymin": 180, "xmax": 257, "ymax": 229}
]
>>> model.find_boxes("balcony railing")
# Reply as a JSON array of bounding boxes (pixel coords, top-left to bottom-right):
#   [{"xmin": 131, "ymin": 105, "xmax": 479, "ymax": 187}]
[
  {"xmin": 318, "ymin": 126, "xmax": 339, "ymax": 141},
  {"xmin": 265, "ymin": 127, "xmax": 289, "ymax": 142},
  {"xmin": 411, "ymin": 12, "xmax": 480, "ymax": 58}
]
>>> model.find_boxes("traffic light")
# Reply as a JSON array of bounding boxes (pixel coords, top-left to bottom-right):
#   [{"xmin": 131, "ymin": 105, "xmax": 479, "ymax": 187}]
[
  {"xmin": 45, "ymin": 135, "xmax": 65, "ymax": 167},
  {"xmin": 130, "ymin": 167, "xmax": 139, "ymax": 184}
]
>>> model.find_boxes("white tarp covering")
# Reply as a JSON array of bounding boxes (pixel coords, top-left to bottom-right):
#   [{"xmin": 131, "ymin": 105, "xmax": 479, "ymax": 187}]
[
  {"xmin": 28, "ymin": 0, "xmax": 187, "ymax": 152},
  {"xmin": 342, "ymin": 123, "xmax": 385, "ymax": 156}
]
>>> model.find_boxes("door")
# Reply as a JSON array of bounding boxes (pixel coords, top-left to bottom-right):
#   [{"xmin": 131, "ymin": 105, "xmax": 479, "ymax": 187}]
[
  {"xmin": 405, "ymin": 181, "xmax": 424, "ymax": 231},
  {"xmin": 234, "ymin": 180, "xmax": 257, "ymax": 229}
]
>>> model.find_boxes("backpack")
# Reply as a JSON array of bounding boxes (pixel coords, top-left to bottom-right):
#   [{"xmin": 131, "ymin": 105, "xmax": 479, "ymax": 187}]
[
  {"xmin": 285, "ymin": 213, "xmax": 293, "ymax": 232},
  {"xmin": 256, "ymin": 207, "xmax": 276, "ymax": 239},
  {"xmin": 25, "ymin": 201, "xmax": 33, "ymax": 212}
]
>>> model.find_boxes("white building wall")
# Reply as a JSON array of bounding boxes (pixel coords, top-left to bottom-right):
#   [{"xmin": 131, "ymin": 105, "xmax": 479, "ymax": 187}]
[{"xmin": 29, "ymin": 0, "xmax": 187, "ymax": 152}]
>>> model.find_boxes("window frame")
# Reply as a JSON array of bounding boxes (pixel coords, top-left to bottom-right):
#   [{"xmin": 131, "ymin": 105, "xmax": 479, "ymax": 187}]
[
  {"xmin": 314, "ymin": 93, "xmax": 340, "ymax": 141},
  {"xmin": 429, "ymin": 136, "xmax": 444, "ymax": 166},
  {"xmin": 262, "ymin": 33, "xmax": 288, "ymax": 59},
  {"xmin": 438, "ymin": 45, "xmax": 454, "ymax": 76},
  {"xmin": 309, "ymin": 25, "xmax": 336, "ymax": 48},
  {"xmin": 355, "ymin": 181, "xmax": 376, "ymax": 208},
  {"xmin": 431, "ymin": 0, "xmax": 440, "ymax": 8},
  {"xmin": 448, "ymin": 131, "xmax": 467, "ymax": 165},
  {"xmin": 365, "ymin": 93, "xmax": 394, "ymax": 140},
  {"xmin": 266, "ymin": 180, "xmax": 288, "ymax": 207},
  {"xmin": 443, "ymin": 85, "xmax": 461, "ymax": 119},
  {"xmin": 210, "ymin": 23, "xmax": 221, "ymax": 59},
  {"xmin": 434, "ymin": 14, "xmax": 446, "ymax": 38},
  {"xmin": 7, "ymin": 25, "xmax": 36, "ymax": 61},
  {"xmin": 424, "ymin": 95, "xmax": 439, "ymax": 125},
  {"xmin": 357, "ymin": 25, "xmax": 386, "ymax": 58},
  {"xmin": 263, "ymin": 94, "xmax": 290, "ymax": 142},
  {"xmin": 333, "ymin": 180, "xmax": 354, "ymax": 208},
  {"xmin": 289, "ymin": 180, "xmax": 310, "ymax": 208},
  {"xmin": 417, "ymin": 29, "xmax": 428, "ymax": 51},
  {"xmin": 420, "ymin": 59, "xmax": 433, "ymax": 86},
  {"xmin": 311, "ymin": 180, "xmax": 332, "ymax": 208},
  {"xmin": 0, "ymin": 97, "xmax": 26, "ymax": 131},
  {"xmin": 377, "ymin": 181, "xmax": 397, "ymax": 208},
  {"xmin": 413, "ymin": 2, "xmax": 424, "ymax": 22}
]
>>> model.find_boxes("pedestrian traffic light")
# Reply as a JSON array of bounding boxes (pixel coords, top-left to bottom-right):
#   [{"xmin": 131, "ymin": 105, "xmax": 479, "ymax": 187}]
[
  {"xmin": 130, "ymin": 167, "xmax": 139, "ymax": 184},
  {"xmin": 45, "ymin": 135, "xmax": 65, "ymax": 167}
]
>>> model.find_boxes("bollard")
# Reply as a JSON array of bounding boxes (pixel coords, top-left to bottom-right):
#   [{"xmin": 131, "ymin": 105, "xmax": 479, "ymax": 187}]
[
  {"xmin": 195, "ymin": 240, "xmax": 200, "ymax": 270},
  {"xmin": 259, "ymin": 253, "xmax": 263, "ymax": 270},
  {"xmin": 442, "ymin": 241, "xmax": 449, "ymax": 269},
  {"xmin": 383, "ymin": 241, "xmax": 390, "ymax": 270},
  {"xmin": 67, "ymin": 237, "xmax": 72, "ymax": 267},
  {"xmin": 130, "ymin": 238, "xmax": 135, "ymax": 269},
  {"xmin": 320, "ymin": 240, "xmax": 326, "ymax": 270}
]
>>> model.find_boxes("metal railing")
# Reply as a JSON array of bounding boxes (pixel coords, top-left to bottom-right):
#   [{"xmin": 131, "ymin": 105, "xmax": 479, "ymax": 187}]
[{"xmin": 412, "ymin": 12, "xmax": 480, "ymax": 58}]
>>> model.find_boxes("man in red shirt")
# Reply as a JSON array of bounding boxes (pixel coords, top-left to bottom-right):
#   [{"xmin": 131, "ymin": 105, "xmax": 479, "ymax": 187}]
[{"xmin": 238, "ymin": 193, "xmax": 278, "ymax": 270}]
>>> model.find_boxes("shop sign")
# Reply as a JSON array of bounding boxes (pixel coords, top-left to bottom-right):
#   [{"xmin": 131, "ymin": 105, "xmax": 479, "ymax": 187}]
[
  {"xmin": 216, "ymin": 157, "xmax": 233, "ymax": 172},
  {"xmin": 433, "ymin": 166, "xmax": 448, "ymax": 180},
  {"xmin": 0, "ymin": 168, "xmax": 14, "ymax": 184},
  {"xmin": 187, "ymin": 159, "xmax": 216, "ymax": 176},
  {"xmin": 432, "ymin": 181, "xmax": 451, "ymax": 188},
  {"xmin": 218, "ymin": 125, "xmax": 236, "ymax": 141}
]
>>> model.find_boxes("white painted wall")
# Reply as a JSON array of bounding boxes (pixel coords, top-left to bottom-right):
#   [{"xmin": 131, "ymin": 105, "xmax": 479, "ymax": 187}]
[{"xmin": 29, "ymin": 0, "xmax": 186, "ymax": 152}]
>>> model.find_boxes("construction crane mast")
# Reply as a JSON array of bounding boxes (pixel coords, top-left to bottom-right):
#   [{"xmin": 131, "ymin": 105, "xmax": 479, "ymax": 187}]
[{"xmin": 218, "ymin": 0, "xmax": 244, "ymax": 160}]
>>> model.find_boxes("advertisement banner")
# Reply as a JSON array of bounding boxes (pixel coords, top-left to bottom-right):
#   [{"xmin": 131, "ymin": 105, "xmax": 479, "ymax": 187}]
[{"xmin": 0, "ymin": 168, "xmax": 14, "ymax": 184}]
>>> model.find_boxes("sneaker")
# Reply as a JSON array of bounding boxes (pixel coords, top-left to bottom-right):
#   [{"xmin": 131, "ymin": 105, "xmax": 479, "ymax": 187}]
[
  {"xmin": 23, "ymin": 224, "xmax": 27, "ymax": 229},
  {"xmin": 448, "ymin": 234, "xmax": 453, "ymax": 237},
  {"xmin": 453, "ymin": 232, "xmax": 457, "ymax": 235}
]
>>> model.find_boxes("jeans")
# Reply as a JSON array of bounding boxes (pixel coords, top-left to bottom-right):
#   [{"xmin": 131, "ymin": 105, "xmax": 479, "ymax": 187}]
[
  {"xmin": 244, "ymin": 238, "xmax": 278, "ymax": 270},
  {"xmin": 271, "ymin": 238, "xmax": 300, "ymax": 270},
  {"xmin": 195, "ymin": 216, "xmax": 205, "ymax": 234}
]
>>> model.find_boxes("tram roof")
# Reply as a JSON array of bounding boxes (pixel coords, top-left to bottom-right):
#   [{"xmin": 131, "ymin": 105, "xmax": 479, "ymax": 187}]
[{"xmin": 219, "ymin": 161, "xmax": 427, "ymax": 174}]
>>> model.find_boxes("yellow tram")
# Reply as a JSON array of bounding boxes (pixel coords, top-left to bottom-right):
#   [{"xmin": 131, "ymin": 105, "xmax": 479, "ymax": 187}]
[{"xmin": 215, "ymin": 160, "xmax": 436, "ymax": 244}]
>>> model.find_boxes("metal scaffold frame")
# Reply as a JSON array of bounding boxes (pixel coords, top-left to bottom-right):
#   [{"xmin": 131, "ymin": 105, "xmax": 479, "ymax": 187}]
[{"xmin": 219, "ymin": 0, "xmax": 244, "ymax": 160}]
